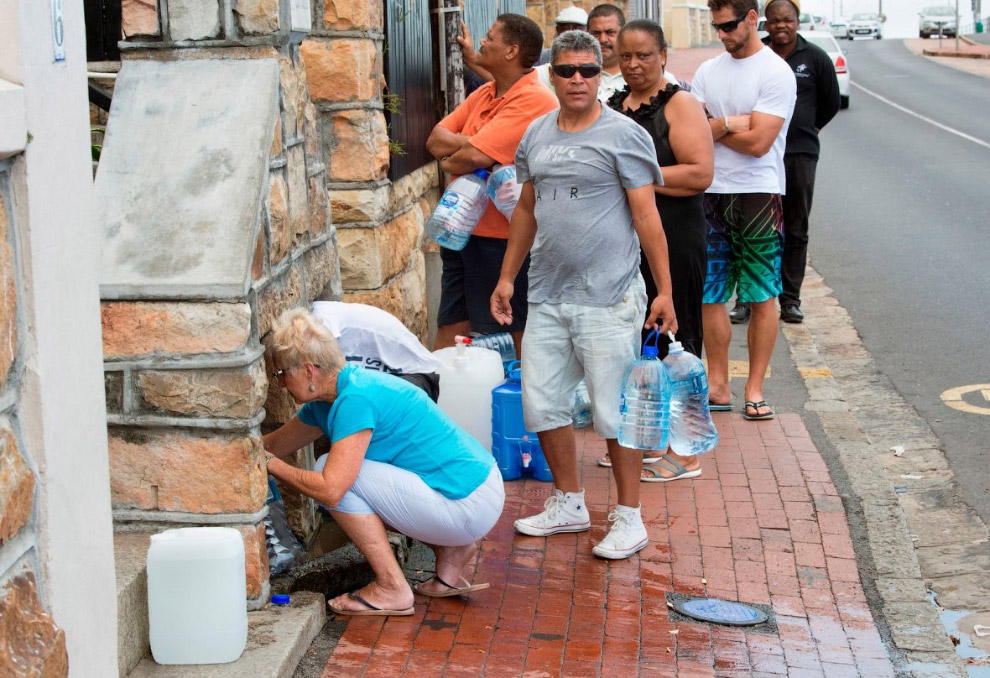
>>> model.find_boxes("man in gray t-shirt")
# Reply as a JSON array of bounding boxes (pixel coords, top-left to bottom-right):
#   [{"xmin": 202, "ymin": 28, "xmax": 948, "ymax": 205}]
[{"xmin": 489, "ymin": 30, "xmax": 677, "ymax": 561}]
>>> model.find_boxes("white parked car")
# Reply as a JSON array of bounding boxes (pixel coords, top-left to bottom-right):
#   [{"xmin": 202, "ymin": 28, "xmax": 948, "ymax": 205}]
[
  {"xmin": 800, "ymin": 31, "xmax": 850, "ymax": 110},
  {"xmin": 848, "ymin": 12, "xmax": 882, "ymax": 39},
  {"xmin": 918, "ymin": 6, "xmax": 957, "ymax": 38},
  {"xmin": 830, "ymin": 18, "xmax": 849, "ymax": 38},
  {"xmin": 799, "ymin": 11, "xmax": 814, "ymax": 30},
  {"xmin": 811, "ymin": 15, "xmax": 829, "ymax": 31}
]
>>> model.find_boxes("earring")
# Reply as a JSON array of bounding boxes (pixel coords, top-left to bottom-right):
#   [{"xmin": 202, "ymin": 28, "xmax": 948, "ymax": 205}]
[{"xmin": 308, "ymin": 383, "xmax": 316, "ymax": 392}]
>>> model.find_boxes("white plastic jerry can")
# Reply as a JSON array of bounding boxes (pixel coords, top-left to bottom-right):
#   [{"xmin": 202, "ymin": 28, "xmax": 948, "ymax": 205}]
[
  {"xmin": 433, "ymin": 336, "xmax": 505, "ymax": 450},
  {"xmin": 147, "ymin": 527, "xmax": 248, "ymax": 665}
]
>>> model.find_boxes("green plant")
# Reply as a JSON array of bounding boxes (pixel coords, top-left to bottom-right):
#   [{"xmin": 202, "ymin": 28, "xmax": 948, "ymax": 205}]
[
  {"xmin": 388, "ymin": 139, "xmax": 407, "ymax": 156},
  {"xmin": 91, "ymin": 126, "xmax": 106, "ymax": 162},
  {"xmin": 383, "ymin": 92, "xmax": 403, "ymax": 114}
]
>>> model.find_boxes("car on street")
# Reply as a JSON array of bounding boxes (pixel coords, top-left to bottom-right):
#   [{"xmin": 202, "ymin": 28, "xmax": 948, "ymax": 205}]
[
  {"xmin": 800, "ymin": 31, "xmax": 850, "ymax": 109},
  {"xmin": 830, "ymin": 18, "xmax": 849, "ymax": 38},
  {"xmin": 918, "ymin": 6, "xmax": 957, "ymax": 38},
  {"xmin": 811, "ymin": 15, "xmax": 829, "ymax": 31},
  {"xmin": 848, "ymin": 13, "xmax": 883, "ymax": 39},
  {"xmin": 799, "ymin": 11, "xmax": 814, "ymax": 30}
]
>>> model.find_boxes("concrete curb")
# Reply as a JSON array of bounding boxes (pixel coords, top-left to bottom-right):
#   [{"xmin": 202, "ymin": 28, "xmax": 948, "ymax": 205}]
[{"xmin": 780, "ymin": 266, "xmax": 987, "ymax": 676}]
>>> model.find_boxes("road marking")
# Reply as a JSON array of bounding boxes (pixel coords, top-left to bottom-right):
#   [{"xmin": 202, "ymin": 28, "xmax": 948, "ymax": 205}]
[
  {"xmin": 940, "ymin": 384, "xmax": 990, "ymax": 415},
  {"xmin": 851, "ymin": 81, "xmax": 990, "ymax": 151},
  {"xmin": 798, "ymin": 366, "xmax": 832, "ymax": 379}
]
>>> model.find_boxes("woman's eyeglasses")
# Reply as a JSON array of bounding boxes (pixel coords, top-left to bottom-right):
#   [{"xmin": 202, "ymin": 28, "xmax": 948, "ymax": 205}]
[
  {"xmin": 711, "ymin": 15, "xmax": 746, "ymax": 33},
  {"xmin": 551, "ymin": 63, "xmax": 602, "ymax": 79}
]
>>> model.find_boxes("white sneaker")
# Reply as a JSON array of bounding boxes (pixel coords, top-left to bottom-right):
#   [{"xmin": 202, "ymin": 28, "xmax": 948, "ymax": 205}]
[
  {"xmin": 592, "ymin": 511, "xmax": 649, "ymax": 559},
  {"xmin": 514, "ymin": 490, "xmax": 591, "ymax": 536}
]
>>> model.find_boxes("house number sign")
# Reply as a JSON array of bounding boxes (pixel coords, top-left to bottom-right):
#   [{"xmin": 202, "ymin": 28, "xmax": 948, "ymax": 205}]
[{"xmin": 51, "ymin": 0, "xmax": 66, "ymax": 62}]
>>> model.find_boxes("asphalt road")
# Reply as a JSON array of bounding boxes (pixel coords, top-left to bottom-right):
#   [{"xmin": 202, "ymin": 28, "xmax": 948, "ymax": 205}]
[{"xmin": 810, "ymin": 38, "xmax": 990, "ymax": 523}]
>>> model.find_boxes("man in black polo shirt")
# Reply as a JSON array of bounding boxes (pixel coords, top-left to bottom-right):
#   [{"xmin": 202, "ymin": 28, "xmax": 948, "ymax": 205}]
[{"xmin": 730, "ymin": 0, "xmax": 839, "ymax": 324}]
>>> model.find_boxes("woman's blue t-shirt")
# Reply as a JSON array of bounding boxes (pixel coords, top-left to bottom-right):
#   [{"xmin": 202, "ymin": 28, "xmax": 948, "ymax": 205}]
[{"xmin": 298, "ymin": 365, "xmax": 495, "ymax": 500}]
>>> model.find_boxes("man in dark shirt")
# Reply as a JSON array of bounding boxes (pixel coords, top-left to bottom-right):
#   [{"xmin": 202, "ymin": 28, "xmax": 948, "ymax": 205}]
[{"xmin": 730, "ymin": 0, "xmax": 839, "ymax": 324}]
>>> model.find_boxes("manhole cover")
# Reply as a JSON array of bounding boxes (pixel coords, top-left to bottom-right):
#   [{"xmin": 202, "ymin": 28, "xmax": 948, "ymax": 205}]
[{"xmin": 672, "ymin": 598, "xmax": 768, "ymax": 626}]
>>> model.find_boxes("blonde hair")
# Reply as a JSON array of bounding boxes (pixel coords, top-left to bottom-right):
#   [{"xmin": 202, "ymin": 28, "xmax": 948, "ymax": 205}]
[{"xmin": 267, "ymin": 308, "xmax": 346, "ymax": 373}]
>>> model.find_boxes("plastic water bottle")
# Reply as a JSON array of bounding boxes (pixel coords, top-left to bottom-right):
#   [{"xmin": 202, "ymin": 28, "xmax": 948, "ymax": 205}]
[
  {"xmin": 488, "ymin": 164, "xmax": 521, "ymax": 221},
  {"xmin": 427, "ymin": 169, "xmax": 490, "ymax": 251},
  {"xmin": 462, "ymin": 332, "xmax": 516, "ymax": 370},
  {"xmin": 572, "ymin": 379, "xmax": 592, "ymax": 429},
  {"xmin": 618, "ymin": 329, "xmax": 670, "ymax": 451},
  {"xmin": 663, "ymin": 332, "xmax": 719, "ymax": 455}
]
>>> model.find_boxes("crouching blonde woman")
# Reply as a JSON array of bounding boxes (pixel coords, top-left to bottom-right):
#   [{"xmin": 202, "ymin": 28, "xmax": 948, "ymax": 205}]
[{"xmin": 263, "ymin": 308, "xmax": 504, "ymax": 616}]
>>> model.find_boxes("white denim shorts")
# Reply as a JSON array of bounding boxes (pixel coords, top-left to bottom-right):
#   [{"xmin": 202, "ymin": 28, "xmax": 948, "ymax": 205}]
[
  {"xmin": 521, "ymin": 276, "xmax": 647, "ymax": 439},
  {"xmin": 313, "ymin": 454, "xmax": 505, "ymax": 547}
]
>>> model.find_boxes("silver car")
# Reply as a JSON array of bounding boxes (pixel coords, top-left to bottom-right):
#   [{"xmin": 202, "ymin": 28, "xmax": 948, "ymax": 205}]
[
  {"xmin": 848, "ymin": 12, "xmax": 882, "ymax": 39},
  {"xmin": 919, "ymin": 6, "xmax": 957, "ymax": 38}
]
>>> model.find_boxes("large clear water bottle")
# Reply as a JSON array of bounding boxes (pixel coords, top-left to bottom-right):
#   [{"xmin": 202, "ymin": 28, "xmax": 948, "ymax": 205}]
[
  {"xmin": 663, "ymin": 332, "xmax": 719, "ymax": 455},
  {"xmin": 427, "ymin": 169, "xmax": 491, "ymax": 251},
  {"xmin": 488, "ymin": 164, "xmax": 521, "ymax": 221},
  {"xmin": 572, "ymin": 379, "xmax": 592, "ymax": 429},
  {"xmin": 618, "ymin": 330, "xmax": 670, "ymax": 450},
  {"xmin": 462, "ymin": 332, "xmax": 517, "ymax": 371}
]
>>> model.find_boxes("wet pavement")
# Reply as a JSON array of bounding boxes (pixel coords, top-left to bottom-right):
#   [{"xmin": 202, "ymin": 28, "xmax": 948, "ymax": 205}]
[{"xmin": 317, "ymin": 417, "xmax": 895, "ymax": 677}]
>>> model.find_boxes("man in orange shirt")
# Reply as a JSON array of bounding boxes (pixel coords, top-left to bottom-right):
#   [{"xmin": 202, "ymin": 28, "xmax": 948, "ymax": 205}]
[{"xmin": 427, "ymin": 14, "xmax": 559, "ymax": 351}]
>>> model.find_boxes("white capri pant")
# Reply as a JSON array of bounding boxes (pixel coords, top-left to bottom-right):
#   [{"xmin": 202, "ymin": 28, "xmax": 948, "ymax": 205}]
[{"xmin": 313, "ymin": 454, "xmax": 505, "ymax": 547}]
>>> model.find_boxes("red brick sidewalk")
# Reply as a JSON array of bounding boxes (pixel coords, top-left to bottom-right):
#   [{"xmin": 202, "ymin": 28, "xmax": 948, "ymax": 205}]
[{"xmin": 320, "ymin": 413, "xmax": 896, "ymax": 677}]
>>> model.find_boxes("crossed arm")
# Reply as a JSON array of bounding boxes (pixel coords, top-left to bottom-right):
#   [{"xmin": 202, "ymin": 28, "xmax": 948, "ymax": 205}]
[
  {"xmin": 707, "ymin": 109, "xmax": 785, "ymax": 158},
  {"xmin": 425, "ymin": 126, "xmax": 497, "ymax": 176},
  {"xmin": 263, "ymin": 417, "xmax": 370, "ymax": 508}
]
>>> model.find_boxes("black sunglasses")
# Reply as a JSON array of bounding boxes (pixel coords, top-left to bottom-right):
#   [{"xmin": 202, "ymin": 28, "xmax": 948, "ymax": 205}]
[
  {"xmin": 711, "ymin": 14, "xmax": 746, "ymax": 32},
  {"xmin": 551, "ymin": 63, "xmax": 602, "ymax": 79}
]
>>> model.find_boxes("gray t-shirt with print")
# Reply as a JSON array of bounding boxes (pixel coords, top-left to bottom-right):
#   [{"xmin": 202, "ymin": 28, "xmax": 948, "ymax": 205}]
[{"xmin": 515, "ymin": 104, "xmax": 662, "ymax": 307}]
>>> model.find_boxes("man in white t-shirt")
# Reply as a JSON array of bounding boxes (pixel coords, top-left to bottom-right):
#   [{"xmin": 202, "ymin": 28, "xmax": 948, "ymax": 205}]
[
  {"xmin": 691, "ymin": 0, "xmax": 796, "ymax": 422},
  {"xmin": 311, "ymin": 301, "xmax": 442, "ymax": 402}
]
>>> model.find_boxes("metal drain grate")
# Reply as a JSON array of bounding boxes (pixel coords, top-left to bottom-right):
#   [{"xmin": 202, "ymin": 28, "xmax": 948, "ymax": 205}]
[{"xmin": 666, "ymin": 592, "xmax": 776, "ymax": 631}]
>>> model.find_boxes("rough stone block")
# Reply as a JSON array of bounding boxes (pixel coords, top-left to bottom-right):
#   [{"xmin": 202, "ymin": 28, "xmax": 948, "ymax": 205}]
[
  {"xmin": 268, "ymin": 170, "xmax": 290, "ymax": 264},
  {"xmin": 324, "ymin": 0, "xmax": 383, "ymax": 30},
  {"xmin": 299, "ymin": 38, "xmax": 378, "ymax": 104},
  {"xmin": 238, "ymin": 523, "xmax": 270, "ymax": 598},
  {"xmin": 388, "ymin": 162, "xmax": 439, "ymax": 214},
  {"xmin": 136, "ymin": 360, "xmax": 268, "ymax": 418},
  {"xmin": 0, "ymin": 420, "xmax": 34, "ymax": 545},
  {"xmin": 101, "ymin": 301, "xmax": 252, "ymax": 359},
  {"xmin": 337, "ymin": 207, "xmax": 420, "ymax": 289},
  {"xmin": 286, "ymin": 146, "xmax": 309, "ymax": 247},
  {"xmin": 105, "ymin": 371, "xmax": 125, "ymax": 413},
  {"xmin": 257, "ymin": 266, "xmax": 303, "ymax": 337},
  {"xmin": 330, "ymin": 186, "xmax": 389, "ymax": 224},
  {"xmin": 343, "ymin": 255, "xmax": 427, "ymax": 339},
  {"xmin": 168, "ymin": 0, "xmax": 222, "ymax": 41},
  {"xmin": 252, "ymin": 227, "xmax": 266, "ymax": 281},
  {"xmin": 303, "ymin": 237, "xmax": 339, "ymax": 302},
  {"xmin": 108, "ymin": 428, "xmax": 266, "ymax": 513},
  {"xmin": 263, "ymin": 374, "xmax": 300, "ymax": 426},
  {"xmin": 0, "ymin": 572, "xmax": 68, "ymax": 678},
  {"xmin": 274, "ymin": 446, "xmax": 318, "ymax": 542},
  {"xmin": 303, "ymin": 102, "xmax": 320, "ymax": 161},
  {"xmin": 234, "ymin": 0, "xmax": 279, "ymax": 35},
  {"xmin": 278, "ymin": 56, "xmax": 303, "ymax": 139},
  {"xmin": 271, "ymin": 113, "xmax": 283, "ymax": 159},
  {"xmin": 308, "ymin": 175, "xmax": 330, "ymax": 236},
  {"xmin": 0, "ymin": 190, "xmax": 15, "ymax": 389},
  {"xmin": 327, "ymin": 109, "xmax": 389, "ymax": 182},
  {"xmin": 121, "ymin": 0, "xmax": 161, "ymax": 37}
]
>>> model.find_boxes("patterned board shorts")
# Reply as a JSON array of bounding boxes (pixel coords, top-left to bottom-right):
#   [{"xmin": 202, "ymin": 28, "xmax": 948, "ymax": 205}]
[{"xmin": 701, "ymin": 193, "xmax": 784, "ymax": 305}]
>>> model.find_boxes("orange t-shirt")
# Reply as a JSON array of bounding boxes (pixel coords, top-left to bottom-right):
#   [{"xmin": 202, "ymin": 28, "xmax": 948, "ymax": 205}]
[{"xmin": 438, "ymin": 70, "xmax": 559, "ymax": 239}]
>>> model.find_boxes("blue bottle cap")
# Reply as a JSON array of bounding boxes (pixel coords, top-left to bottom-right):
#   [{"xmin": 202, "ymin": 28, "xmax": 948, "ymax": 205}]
[
  {"xmin": 472, "ymin": 168, "xmax": 491, "ymax": 179},
  {"xmin": 642, "ymin": 344, "xmax": 659, "ymax": 358},
  {"xmin": 271, "ymin": 594, "xmax": 291, "ymax": 605}
]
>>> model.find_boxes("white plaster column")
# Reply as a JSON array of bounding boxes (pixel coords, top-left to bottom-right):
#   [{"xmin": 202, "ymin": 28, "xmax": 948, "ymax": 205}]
[{"xmin": 14, "ymin": 0, "xmax": 118, "ymax": 674}]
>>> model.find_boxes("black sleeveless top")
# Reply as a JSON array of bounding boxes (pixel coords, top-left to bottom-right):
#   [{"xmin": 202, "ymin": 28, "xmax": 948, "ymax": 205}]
[{"xmin": 608, "ymin": 83, "xmax": 706, "ymax": 248}]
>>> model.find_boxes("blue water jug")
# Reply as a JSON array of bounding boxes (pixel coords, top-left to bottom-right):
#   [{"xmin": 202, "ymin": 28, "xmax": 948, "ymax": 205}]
[
  {"xmin": 618, "ymin": 329, "xmax": 671, "ymax": 451},
  {"xmin": 491, "ymin": 362, "xmax": 552, "ymax": 482}
]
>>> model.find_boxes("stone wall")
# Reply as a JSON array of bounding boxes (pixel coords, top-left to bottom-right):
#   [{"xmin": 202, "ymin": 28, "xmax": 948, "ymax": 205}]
[
  {"xmin": 300, "ymin": 0, "xmax": 438, "ymax": 345},
  {"xmin": 105, "ymin": 0, "xmax": 341, "ymax": 606},
  {"xmin": 0, "ymin": 152, "xmax": 70, "ymax": 678}
]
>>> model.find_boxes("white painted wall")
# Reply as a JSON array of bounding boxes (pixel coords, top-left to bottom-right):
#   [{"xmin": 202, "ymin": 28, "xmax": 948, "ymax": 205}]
[{"xmin": 12, "ymin": 0, "xmax": 118, "ymax": 674}]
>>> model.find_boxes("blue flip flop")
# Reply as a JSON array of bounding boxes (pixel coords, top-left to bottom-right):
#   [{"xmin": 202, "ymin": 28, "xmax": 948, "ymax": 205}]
[{"xmin": 708, "ymin": 401, "xmax": 732, "ymax": 411}]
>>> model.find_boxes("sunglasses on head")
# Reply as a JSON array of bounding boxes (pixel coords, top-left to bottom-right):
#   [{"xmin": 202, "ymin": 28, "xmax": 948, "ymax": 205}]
[
  {"xmin": 551, "ymin": 63, "xmax": 602, "ymax": 79},
  {"xmin": 711, "ymin": 14, "xmax": 746, "ymax": 32}
]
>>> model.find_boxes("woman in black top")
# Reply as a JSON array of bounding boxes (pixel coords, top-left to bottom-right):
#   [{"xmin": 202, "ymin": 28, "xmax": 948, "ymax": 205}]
[{"xmin": 607, "ymin": 19, "xmax": 716, "ymax": 481}]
